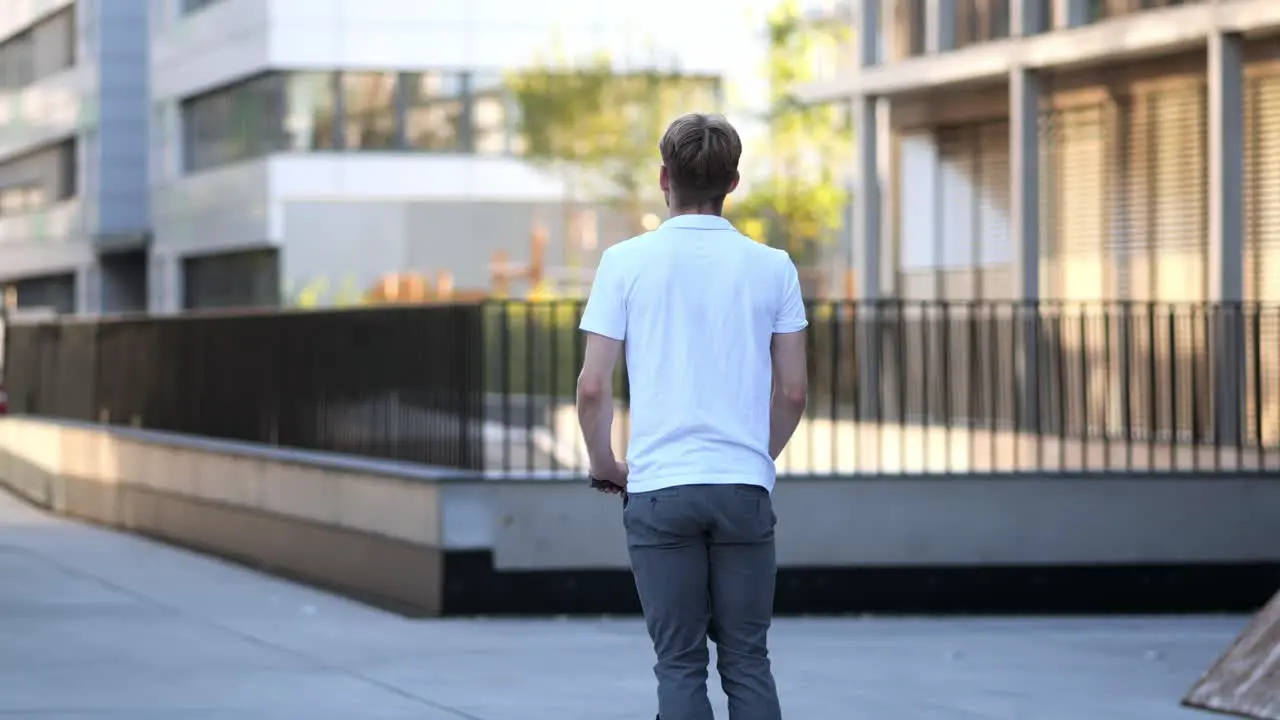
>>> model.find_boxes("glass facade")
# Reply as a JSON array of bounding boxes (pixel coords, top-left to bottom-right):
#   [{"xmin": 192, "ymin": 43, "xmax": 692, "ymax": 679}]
[
  {"xmin": 0, "ymin": 7, "xmax": 76, "ymax": 90},
  {"xmin": 342, "ymin": 72, "xmax": 398, "ymax": 151},
  {"xmin": 403, "ymin": 71, "xmax": 466, "ymax": 152},
  {"xmin": 282, "ymin": 73, "xmax": 339, "ymax": 151},
  {"xmin": 0, "ymin": 184, "xmax": 44, "ymax": 215},
  {"xmin": 183, "ymin": 248, "xmax": 280, "ymax": 310},
  {"xmin": 181, "ymin": 0, "xmax": 227, "ymax": 15},
  {"xmin": 180, "ymin": 70, "xmax": 526, "ymax": 174},
  {"xmin": 182, "ymin": 73, "xmax": 290, "ymax": 172},
  {"xmin": 471, "ymin": 73, "xmax": 524, "ymax": 156},
  {"xmin": 0, "ymin": 138, "xmax": 77, "ymax": 219}
]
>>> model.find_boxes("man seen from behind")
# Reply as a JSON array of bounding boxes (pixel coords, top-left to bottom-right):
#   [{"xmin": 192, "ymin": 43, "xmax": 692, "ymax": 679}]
[{"xmin": 575, "ymin": 112, "xmax": 809, "ymax": 720}]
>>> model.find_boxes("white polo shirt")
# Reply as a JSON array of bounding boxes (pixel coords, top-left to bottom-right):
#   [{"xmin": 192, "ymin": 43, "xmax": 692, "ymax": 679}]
[{"xmin": 578, "ymin": 214, "xmax": 808, "ymax": 494}]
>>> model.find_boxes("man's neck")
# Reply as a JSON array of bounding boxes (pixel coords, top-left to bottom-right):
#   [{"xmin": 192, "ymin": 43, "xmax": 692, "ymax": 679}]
[{"xmin": 668, "ymin": 206, "xmax": 722, "ymax": 218}]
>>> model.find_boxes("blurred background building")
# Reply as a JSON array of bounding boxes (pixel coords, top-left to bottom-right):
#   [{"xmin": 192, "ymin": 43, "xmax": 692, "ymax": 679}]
[
  {"xmin": 0, "ymin": 0, "xmax": 149, "ymax": 315},
  {"xmin": 145, "ymin": 0, "xmax": 781, "ymax": 311},
  {"xmin": 0, "ymin": 0, "xmax": 795, "ymax": 314},
  {"xmin": 9, "ymin": 0, "xmax": 1276, "ymax": 314},
  {"xmin": 802, "ymin": 0, "xmax": 1280, "ymax": 304}
]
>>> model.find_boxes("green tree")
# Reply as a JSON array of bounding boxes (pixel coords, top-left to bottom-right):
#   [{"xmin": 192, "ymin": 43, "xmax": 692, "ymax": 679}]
[
  {"xmin": 506, "ymin": 50, "xmax": 722, "ymax": 233},
  {"xmin": 728, "ymin": 0, "xmax": 852, "ymax": 266}
]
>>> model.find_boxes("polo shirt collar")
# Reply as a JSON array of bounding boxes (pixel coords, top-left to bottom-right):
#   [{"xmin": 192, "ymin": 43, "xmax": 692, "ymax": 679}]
[{"xmin": 659, "ymin": 214, "xmax": 734, "ymax": 231}]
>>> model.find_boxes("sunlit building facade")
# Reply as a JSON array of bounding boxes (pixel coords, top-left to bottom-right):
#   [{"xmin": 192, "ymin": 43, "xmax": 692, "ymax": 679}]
[
  {"xmin": 803, "ymin": 0, "xmax": 1280, "ymax": 304},
  {"xmin": 0, "ymin": 0, "xmax": 149, "ymax": 314},
  {"xmin": 147, "ymin": 0, "xmax": 777, "ymax": 311}
]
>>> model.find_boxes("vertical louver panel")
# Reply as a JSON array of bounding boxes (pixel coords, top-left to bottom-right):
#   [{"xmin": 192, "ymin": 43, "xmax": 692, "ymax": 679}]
[
  {"xmin": 934, "ymin": 120, "xmax": 1012, "ymax": 300},
  {"xmin": 1121, "ymin": 84, "xmax": 1208, "ymax": 302},
  {"xmin": 1116, "ymin": 92, "xmax": 1151, "ymax": 301},
  {"xmin": 1244, "ymin": 72, "xmax": 1280, "ymax": 448},
  {"xmin": 1152, "ymin": 85, "xmax": 1208, "ymax": 302},
  {"xmin": 1044, "ymin": 105, "xmax": 1108, "ymax": 301},
  {"xmin": 938, "ymin": 126, "xmax": 978, "ymax": 299},
  {"xmin": 1117, "ymin": 82, "xmax": 1208, "ymax": 443},
  {"xmin": 977, "ymin": 121, "xmax": 1012, "ymax": 295},
  {"xmin": 1246, "ymin": 74, "xmax": 1280, "ymax": 303}
]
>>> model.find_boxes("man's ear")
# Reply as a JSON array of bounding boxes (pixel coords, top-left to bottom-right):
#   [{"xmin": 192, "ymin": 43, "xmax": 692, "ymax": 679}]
[
  {"xmin": 659, "ymin": 165, "xmax": 670, "ymax": 193},
  {"xmin": 726, "ymin": 171, "xmax": 740, "ymax": 195}
]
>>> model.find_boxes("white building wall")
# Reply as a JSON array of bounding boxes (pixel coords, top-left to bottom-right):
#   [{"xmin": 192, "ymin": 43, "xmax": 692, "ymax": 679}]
[
  {"xmin": 0, "ymin": 1, "xmax": 89, "ymax": 296},
  {"xmin": 0, "ymin": 0, "xmax": 151, "ymax": 315},
  {"xmin": 149, "ymin": 0, "xmax": 270, "ymax": 102},
  {"xmin": 0, "ymin": 0, "xmax": 75, "ymax": 43},
  {"xmin": 147, "ymin": 0, "xmax": 778, "ymax": 310},
  {"xmin": 150, "ymin": 0, "xmax": 772, "ymax": 127}
]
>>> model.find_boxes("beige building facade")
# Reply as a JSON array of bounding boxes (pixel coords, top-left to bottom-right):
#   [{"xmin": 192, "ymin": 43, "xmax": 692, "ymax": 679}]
[{"xmin": 802, "ymin": 0, "xmax": 1280, "ymax": 303}]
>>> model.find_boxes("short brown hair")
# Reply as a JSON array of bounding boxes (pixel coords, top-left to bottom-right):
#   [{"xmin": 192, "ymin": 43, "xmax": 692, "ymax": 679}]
[{"xmin": 658, "ymin": 113, "xmax": 742, "ymax": 206}]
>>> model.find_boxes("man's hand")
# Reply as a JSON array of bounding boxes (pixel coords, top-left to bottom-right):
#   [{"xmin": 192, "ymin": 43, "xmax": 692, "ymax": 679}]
[{"xmin": 589, "ymin": 460, "xmax": 628, "ymax": 494}]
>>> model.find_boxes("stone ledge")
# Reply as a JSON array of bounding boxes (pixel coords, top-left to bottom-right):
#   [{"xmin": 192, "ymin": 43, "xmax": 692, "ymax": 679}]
[{"xmin": 0, "ymin": 416, "xmax": 446, "ymax": 615}]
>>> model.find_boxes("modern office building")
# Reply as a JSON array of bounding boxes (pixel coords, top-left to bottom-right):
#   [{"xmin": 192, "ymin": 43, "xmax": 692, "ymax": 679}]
[
  {"xmin": 801, "ymin": 0, "xmax": 1280, "ymax": 303},
  {"xmin": 0, "ymin": 0, "xmax": 149, "ymax": 314},
  {"xmin": 147, "ymin": 0, "xmax": 776, "ymax": 311}
]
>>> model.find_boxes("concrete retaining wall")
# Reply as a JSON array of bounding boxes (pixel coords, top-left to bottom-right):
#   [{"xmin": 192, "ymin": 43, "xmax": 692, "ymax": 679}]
[
  {"xmin": 0, "ymin": 416, "xmax": 447, "ymax": 615},
  {"xmin": 2, "ymin": 416, "xmax": 1278, "ymax": 616}
]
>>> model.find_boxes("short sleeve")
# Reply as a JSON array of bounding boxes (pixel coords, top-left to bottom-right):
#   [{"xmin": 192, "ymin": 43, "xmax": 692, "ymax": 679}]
[
  {"xmin": 579, "ymin": 248, "xmax": 627, "ymax": 340},
  {"xmin": 773, "ymin": 255, "xmax": 808, "ymax": 334}
]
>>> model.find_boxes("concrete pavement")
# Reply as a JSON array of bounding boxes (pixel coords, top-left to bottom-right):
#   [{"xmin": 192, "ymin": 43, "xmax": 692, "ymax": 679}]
[{"xmin": 0, "ymin": 488, "xmax": 1239, "ymax": 720}]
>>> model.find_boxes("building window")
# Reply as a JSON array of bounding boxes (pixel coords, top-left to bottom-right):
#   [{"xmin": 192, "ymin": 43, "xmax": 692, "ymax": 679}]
[
  {"xmin": 178, "ymin": 67, "xmax": 697, "ymax": 172},
  {"xmin": 341, "ymin": 72, "xmax": 398, "ymax": 150},
  {"xmin": 182, "ymin": 73, "xmax": 288, "ymax": 172},
  {"xmin": 0, "ymin": 8, "xmax": 76, "ymax": 92},
  {"xmin": 183, "ymin": 249, "xmax": 281, "ymax": 310},
  {"xmin": 470, "ymin": 73, "xmax": 521, "ymax": 156},
  {"xmin": 240, "ymin": 73, "xmax": 287, "ymax": 155},
  {"xmin": 182, "ymin": 0, "xmax": 227, "ymax": 15},
  {"xmin": 37, "ymin": 7, "xmax": 77, "ymax": 74},
  {"xmin": 0, "ymin": 31, "xmax": 34, "ymax": 90},
  {"xmin": 889, "ymin": 0, "xmax": 926, "ymax": 59},
  {"xmin": 184, "ymin": 84, "xmax": 234, "ymax": 171},
  {"xmin": 57, "ymin": 138, "xmax": 77, "ymax": 199},
  {"xmin": 404, "ymin": 71, "xmax": 465, "ymax": 152},
  {"xmin": 955, "ymin": 0, "xmax": 1011, "ymax": 47},
  {"xmin": 0, "ymin": 185, "xmax": 44, "ymax": 215},
  {"xmin": 0, "ymin": 138, "xmax": 77, "ymax": 218},
  {"xmin": 283, "ymin": 73, "xmax": 338, "ymax": 151}
]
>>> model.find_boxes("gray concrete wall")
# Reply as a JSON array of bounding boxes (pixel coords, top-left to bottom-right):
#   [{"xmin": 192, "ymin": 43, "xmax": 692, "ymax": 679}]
[
  {"xmin": 150, "ymin": 160, "xmax": 272, "ymax": 255},
  {"xmin": 444, "ymin": 475, "xmax": 1280, "ymax": 571},
  {"xmin": 3, "ymin": 416, "xmax": 1278, "ymax": 580}
]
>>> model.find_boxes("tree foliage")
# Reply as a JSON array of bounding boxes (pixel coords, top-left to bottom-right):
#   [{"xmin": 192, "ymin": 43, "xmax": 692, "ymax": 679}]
[
  {"xmin": 728, "ymin": 0, "xmax": 852, "ymax": 264},
  {"xmin": 506, "ymin": 50, "xmax": 722, "ymax": 230}
]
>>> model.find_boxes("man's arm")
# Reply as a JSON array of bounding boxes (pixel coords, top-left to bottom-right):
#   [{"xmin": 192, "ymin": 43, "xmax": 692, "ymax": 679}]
[
  {"xmin": 577, "ymin": 247, "xmax": 628, "ymax": 486},
  {"xmin": 577, "ymin": 333, "xmax": 625, "ymax": 482},
  {"xmin": 769, "ymin": 254, "xmax": 809, "ymax": 460},
  {"xmin": 769, "ymin": 331, "xmax": 808, "ymax": 460}
]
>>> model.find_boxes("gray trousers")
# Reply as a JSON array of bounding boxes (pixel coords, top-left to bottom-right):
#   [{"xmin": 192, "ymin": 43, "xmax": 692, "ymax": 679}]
[{"xmin": 623, "ymin": 483, "xmax": 782, "ymax": 720}]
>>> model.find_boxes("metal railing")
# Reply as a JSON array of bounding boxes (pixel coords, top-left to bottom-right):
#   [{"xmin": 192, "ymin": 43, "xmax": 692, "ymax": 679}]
[
  {"xmin": 4, "ymin": 300, "xmax": 1277, "ymax": 478},
  {"xmin": 4, "ymin": 305, "xmax": 487, "ymax": 469},
  {"xmin": 481, "ymin": 300, "xmax": 1280, "ymax": 477}
]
